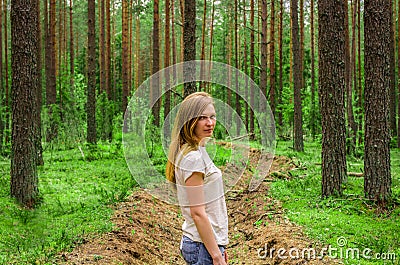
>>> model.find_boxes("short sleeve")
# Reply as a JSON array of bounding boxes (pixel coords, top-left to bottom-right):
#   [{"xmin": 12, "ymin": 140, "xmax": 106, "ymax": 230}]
[{"xmin": 177, "ymin": 150, "xmax": 206, "ymax": 182}]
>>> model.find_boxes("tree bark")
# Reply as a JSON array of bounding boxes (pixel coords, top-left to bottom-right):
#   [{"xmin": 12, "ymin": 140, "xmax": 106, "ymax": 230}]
[
  {"xmin": 389, "ymin": 0, "xmax": 397, "ymax": 138},
  {"xmin": 11, "ymin": 0, "xmax": 39, "ymax": 208},
  {"xmin": 250, "ymin": 0, "xmax": 255, "ymax": 137},
  {"xmin": 310, "ymin": 0, "xmax": 316, "ymax": 139},
  {"xmin": 269, "ymin": 0, "xmax": 276, "ymax": 117},
  {"xmin": 291, "ymin": 0, "xmax": 304, "ymax": 151},
  {"xmin": 318, "ymin": 0, "xmax": 347, "ymax": 197},
  {"xmin": 364, "ymin": 0, "xmax": 392, "ymax": 207},
  {"xmin": 183, "ymin": 0, "xmax": 197, "ymax": 97},
  {"xmin": 345, "ymin": 0, "xmax": 356, "ymax": 156},
  {"xmin": 121, "ymin": 0, "xmax": 129, "ymax": 114},
  {"xmin": 277, "ymin": 0, "xmax": 283, "ymax": 132},
  {"xmin": 36, "ymin": 0, "xmax": 43, "ymax": 166},
  {"xmin": 152, "ymin": 0, "xmax": 160, "ymax": 126},
  {"xmin": 87, "ymin": 0, "xmax": 96, "ymax": 144}
]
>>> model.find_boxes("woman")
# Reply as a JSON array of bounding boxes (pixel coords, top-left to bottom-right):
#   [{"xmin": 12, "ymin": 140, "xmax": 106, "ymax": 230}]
[{"xmin": 166, "ymin": 92, "xmax": 228, "ymax": 265}]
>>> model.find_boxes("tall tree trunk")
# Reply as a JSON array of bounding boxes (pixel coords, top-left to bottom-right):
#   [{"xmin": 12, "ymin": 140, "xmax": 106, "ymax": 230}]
[
  {"xmin": 291, "ymin": 0, "xmax": 304, "ymax": 151},
  {"xmin": 99, "ymin": 0, "xmax": 106, "ymax": 94},
  {"xmin": 134, "ymin": 0, "xmax": 140, "ymax": 90},
  {"xmin": 183, "ymin": 0, "xmax": 197, "ymax": 97},
  {"xmin": 121, "ymin": 0, "xmax": 129, "ymax": 114},
  {"xmin": 398, "ymin": 0, "xmax": 400, "ymax": 148},
  {"xmin": 345, "ymin": 0, "xmax": 357, "ymax": 156},
  {"xmin": 69, "ymin": 0, "xmax": 75, "ymax": 100},
  {"xmin": 164, "ymin": 0, "xmax": 171, "ymax": 134},
  {"xmin": 87, "ymin": 0, "xmax": 96, "ymax": 144},
  {"xmin": 0, "ymin": 0, "xmax": 3, "ymax": 153},
  {"xmin": 364, "ymin": 0, "xmax": 392, "ymax": 207},
  {"xmin": 389, "ymin": 0, "xmax": 397, "ymax": 138},
  {"xmin": 357, "ymin": 0, "xmax": 362, "ymax": 145},
  {"xmin": 299, "ymin": 0, "xmax": 304, "ymax": 92},
  {"xmin": 199, "ymin": 0, "xmax": 207, "ymax": 90},
  {"xmin": 207, "ymin": 0, "xmax": 215, "ymax": 94},
  {"xmin": 36, "ymin": 0, "xmax": 43, "ymax": 166},
  {"xmin": 260, "ymin": 0, "xmax": 268, "ymax": 100},
  {"xmin": 11, "ymin": 0, "xmax": 39, "ymax": 208},
  {"xmin": 310, "ymin": 0, "xmax": 316, "ymax": 139},
  {"xmin": 277, "ymin": 0, "xmax": 283, "ymax": 132},
  {"xmin": 250, "ymin": 0, "xmax": 255, "ymax": 137},
  {"xmin": 4, "ymin": 0, "xmax": 9, "ymax": 145},
  {"xmin": 45, "ymin": 0, "xmax": 57, "ymax": 141},
  {"xmin": 318, "ymin": 0, "xmax": 347, "ymax": 197},
  {"xmin": 351, "ymin": 0, "xmax": 358, "ymax": 146},
  {"xmin": 235, "ymin": 0, "xmax": 241, "ymax": 136},
  {"xmin": 171, "ymin": 0, "xmax": 177, "ymax": 93},
  {"xmin": 105, "ymin": 0, "xmax": 111, "ymax": 99},
  {"xmin": 243, "ymin": 0, "xmax": 249, "ymax": 132},
  {"xmin": 269, "ymin": 0, "xmax": 276, "ymax": 117},
  {"xmin": 152, "ymin": 0, "xmax": 160, "ymax": 126}
]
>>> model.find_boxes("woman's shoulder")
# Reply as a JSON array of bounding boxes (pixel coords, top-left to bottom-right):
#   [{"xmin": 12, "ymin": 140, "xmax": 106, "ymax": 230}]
[{"xmin": 177, "ymin": 148, "xmax": 205, "ymax": 171}]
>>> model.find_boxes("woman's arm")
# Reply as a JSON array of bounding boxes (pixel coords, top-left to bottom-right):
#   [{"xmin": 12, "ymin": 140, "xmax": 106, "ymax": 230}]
[{"xmin": 185, "ymin": 172, "xmax": 227, "ymax": 265}]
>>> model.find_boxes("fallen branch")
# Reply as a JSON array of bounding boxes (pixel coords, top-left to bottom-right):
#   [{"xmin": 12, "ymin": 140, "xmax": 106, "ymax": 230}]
[{"xmin": 347, "ymin": 172, "xmax": 364, "ymax": 177}]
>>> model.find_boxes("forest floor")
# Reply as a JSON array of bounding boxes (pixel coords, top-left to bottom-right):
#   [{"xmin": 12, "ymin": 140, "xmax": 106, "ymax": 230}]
[{"xmin": 56, "ymin": 145, "xmax": 341, "ymax": 265}]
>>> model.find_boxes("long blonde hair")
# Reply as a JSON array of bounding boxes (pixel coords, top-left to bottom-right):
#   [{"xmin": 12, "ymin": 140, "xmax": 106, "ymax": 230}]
[{"xmin": 166, "ymin": 92, "xmax": 214, "ymax": 183}]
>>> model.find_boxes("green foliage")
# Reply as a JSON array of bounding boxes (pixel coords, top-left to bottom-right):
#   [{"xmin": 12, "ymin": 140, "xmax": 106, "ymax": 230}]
[
  {"xmin": 270, "ymin": 140, "xmax": 400, "ymax": 265},
  {"xmin": 0, "ymin": 144, "xmax": 136, "ymax": 264}
]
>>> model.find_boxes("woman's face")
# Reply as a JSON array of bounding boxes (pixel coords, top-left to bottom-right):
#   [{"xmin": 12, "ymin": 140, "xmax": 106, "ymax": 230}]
[{"xmin": 194, "ymin": 104, "xmax": 216, "ymax": 143}]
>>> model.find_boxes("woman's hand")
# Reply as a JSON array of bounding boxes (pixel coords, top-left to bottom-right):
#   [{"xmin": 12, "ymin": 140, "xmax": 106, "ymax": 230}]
[{"xmin": 212, "ymin": 254, "xmax": 227, "ymax": 265}]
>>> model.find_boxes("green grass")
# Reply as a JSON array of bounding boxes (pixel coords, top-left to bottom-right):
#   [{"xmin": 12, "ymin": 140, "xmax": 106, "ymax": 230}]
[
  {"xmin": 0, "ymin": 143, "xmax": 135, "ymax": 264},
  {"xmin": 270, "ymin": 140, "xmax": 400, "ymax": 265}
]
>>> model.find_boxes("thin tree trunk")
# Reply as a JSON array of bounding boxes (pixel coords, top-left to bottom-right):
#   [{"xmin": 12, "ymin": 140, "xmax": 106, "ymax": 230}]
[
  {"xmin": 36, "ymin": 0, "xmax": 43, "ymax": 166},
  {"xmin": 0, "ymin": 0, "xmax": 3, "ymax": 153},
  {"xmin": 171, "ymin": 0, "xmax": 177, "ymax": 92},
  {"xmin": 250, "ymin": 0, "xmax": 255, "ymax": 137},
  {"xmin": 87, "ymin": 0, "xmax": 96, "ymax": 144},
  {"xmin": 278, "ymin": 0, "xmax": 283, "ymax": 132},
  {"xmin": 243, "ymin": 0, "xmax": 249, "ymax": 132},
  {"xmin": 11, "ymin": 0, "xmax": 39, "ymax": 208},
  {"xmin": 345, "ymin": 0, "xmax": 356, "ymax": 156},
  {"xmin": 69, "ymin": 0, "xmax": 75, "ymax": 100},
  {"xmin": 4, "ymin": 0, "xmax": 9, "ymax": 145},
  {"xmin": 310, "ymin": 0, "xmax": 316, "ymax": 139},
  {"xmin": 200, "ymin": 0, "xmax": 207, "ymax": 90},
  {"xmin": 260, "ymin": 0, "xmax": 268, "ymax": 100},
  {"xmin": 351, "ymin": 0, "xmax": 358, "ymax": 145},
  {"xmin": 364, "ymin": 0, "xmax": 392, "ymax": 207},
  {"xmin": 235, "ymin": 0, "xmax": 241, "ymax": 136},
  {"xmin": 389, "ymin": 0, "xmax": 397, "ymax": 138},
  {"xmin": 152, "ymin": 0, "xmax": 160, "ymax": 126},
  {"xmin": 207, "ymin": 0, "xmax": 215, "ymax": 94},
  {"xmin": 357, "ymin": 0, "xmax": 362, "ymax": 145},
  {"xmin": 291, "ymin": 0, "xmax": 304, "ymax": 151},
  {"xmin": 106, "ymin": 0, "xmax": 111, "ymax": 99},
  {"xmin": 300, "ymin": 0, "xmax": 304, "ymax": 91},
  {"xmin": 134, "ymin": 0, "xmax": 140, "ymax": 90},
  {"xmin": 269, "ymin": 0, "xmax": 276, "ymax": 116},
  {"xmin": 164, "ymin": 0, "xmax": 171, "ymax": 134},
  {"xmin": 398, "ymin": 0, "xmax": 400, "ymax": 148},
  {"xmin": 318, "ymin": 0, "xmax": 347, "ymax": 197},
  {"xmin": 121, "ymin": 0, "xmax": 129, "ymax": 114},
  {"xmin": 99, "ymin": 0, "xmax": 106, "ymax": 94}
]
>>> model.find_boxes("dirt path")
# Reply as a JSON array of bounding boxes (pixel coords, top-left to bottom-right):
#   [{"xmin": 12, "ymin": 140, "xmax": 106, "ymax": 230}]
[{"xmin": 58, "ymin": 148, "xmax": 339, "ymax": 265}]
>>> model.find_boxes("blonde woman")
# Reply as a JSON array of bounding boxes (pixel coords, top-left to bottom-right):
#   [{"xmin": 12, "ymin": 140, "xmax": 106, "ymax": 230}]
[{"xmin": 166, "ymin": 92, "xmax": 228, "ymax": 265}]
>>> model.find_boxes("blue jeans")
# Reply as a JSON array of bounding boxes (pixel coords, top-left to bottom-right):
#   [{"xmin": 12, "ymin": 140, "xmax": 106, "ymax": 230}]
[{"xmin": 180, "ymin": 235, "xmax": 226, "ymax": 265}]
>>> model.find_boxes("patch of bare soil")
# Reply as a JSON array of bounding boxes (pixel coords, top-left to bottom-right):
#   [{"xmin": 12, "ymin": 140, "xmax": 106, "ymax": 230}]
[{"xmin": 57, "ymin": 147, "xmax": 339, "ymax": 265}]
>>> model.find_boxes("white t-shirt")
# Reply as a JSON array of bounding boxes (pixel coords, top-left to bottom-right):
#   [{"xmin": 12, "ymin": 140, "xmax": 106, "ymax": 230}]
[{"xmin": 175, "ymin": 146, "xmax": 229, "ymax": 246}]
